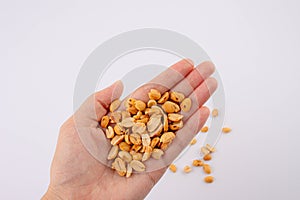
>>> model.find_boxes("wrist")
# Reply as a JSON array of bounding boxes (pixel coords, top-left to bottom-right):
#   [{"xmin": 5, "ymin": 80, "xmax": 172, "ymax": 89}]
[{"xmin": 42, "ymin": 187, "xmax": 64, "ymax": 200}]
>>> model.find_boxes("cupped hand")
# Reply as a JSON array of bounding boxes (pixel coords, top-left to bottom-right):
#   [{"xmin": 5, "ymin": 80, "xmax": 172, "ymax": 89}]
[{"xmin": 42, "ymin": 59, "xmax": 217, "ymax": 200}]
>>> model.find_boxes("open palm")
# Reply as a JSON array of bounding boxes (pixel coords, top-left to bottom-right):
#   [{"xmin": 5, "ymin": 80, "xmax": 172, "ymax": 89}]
[{"xmin": 43, "ymin": 59, "xmax": 217, "ymax": 200}]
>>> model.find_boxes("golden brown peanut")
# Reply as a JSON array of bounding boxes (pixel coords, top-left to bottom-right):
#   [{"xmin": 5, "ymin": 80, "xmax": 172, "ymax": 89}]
[
  {"xmin": 168, "ymin": 113, "xmax": 183, "ymax": 122},
  {"xmin": 110, "ymin": 99, "xmax": 121, "ymax": 112},
  {"xmin": 203, "ymin": 164, "xmax": 212, "ymax": 174},
  {"xmin": 110, "ymin": 112, "xmax": 122, "ymax": 123},
  {"xmin": 160, "ymin": 142, "xmax": 170, "ymax": 151},
  {"xmin": 148, "ymin": 89, "xmax": 161, "ymax": 100},
  {"xmin": 142, "ymin": 146, "xmax": 152, "ymax": 161},
  {"xmin": 212, "ymin": 109, "xmax": 218, "ymax": 117},
  {"xmin": 222, "ymin": 127, "xmax": 232, "ymax": 133},
  {"xmin": 134, "ymin": 100, "xmax": 146, "ymax": 111},
  {"xmin": 147, "ymin": 99, "xmax": 157, "ymax": 108},
  {"xmin": 169, "ymin": 120, "xmax": 183, "ymax": 131},
  {"xmin": 100, "ymin": 116, "xmax": 109, "ymax": 128},
  {"xmin": 162, "ymin": 101, "xmax": 180, "ymax": 113},
  {"xmin": 148, "ymin": 124, "xmax": 163, "ymax": 137},
  {"xmin": 124, "ymin": 134, "xmax": 131, "ymax": 145},
  {"xmin": 130, "ymin": 160, "xmax": 146, "ymax": 172},
  {"xmin": 125, "ymin": 98, "xmax": 136, "ymax": 108},
  {"xmin": 204, "ymin": 176, "xmax": 214, "ymax": 183},
  {"xmin": 114, "ymin": 124, "xmax": 124, "ymax": 135},
  {"xmin": 170, "ymin": 91, "xmax": 185, "ymax": 103},
  {"xmin": 201, "ymin": 126, "xmax": 209, "ymax": 133},
  {"xmin": 190, "ymin": 138, "xmax": 197, "ymax": 145},
  {"xmin": 192, "ymin": 159, "xmax": 204, "ymax": 167},
  {"xmin": 117, "ymin": 170, "xmax": 126, "ymax": 177},
  {"xmin": 150, "ymin": 137, "xmax": 160, "ymax": 148},
  {"xmin": 183, "ymin": 165, "xmax": 192, "ymax": 173},
  {"xmin": 206, "ymin": 144, "xmax": 216, "ymax": 153},
  {"xmin": 129, "ymin": 133, "xmax": 142, "ymax": 145},
  {"xmin": 119, "ymin": 142, "xmax": 131, "ymax": 152},
  {"xmin": 160, "ymin": 132, "xmax": 176, "ymax": 143},
  {"xmin": 111, "ymin": 135, "xmax": 125, "ymax": 145},
  {"xmin": 131, "ymin": 144, "xmax": 142, "ymax": 152},
  {"xmin": 107, "ymin": 145, "xmax": 118, "ymax": 160},
  {"xmin": 106, "ymin": 126, "xmax": 115, "ymax": 139},
  {"xmin": 180, "ymin": 98, "xmax": 192, "ymax": 112},
  {"xmin": 169, "ymin": 164, "xmax": 177, "ymax": 173},
  {"xmin": 163, "ymin": 114, "xmax": 168, "ymax": 132},
  {"xmin": 157, "ymin": 92, "xmax": 169, "ymax": 104},
  {"xmin": 203, "ymin": 154, "xmax": 212, "ymax": 161},
  {"xmin": 127, "ymin": 105, "xmax": 138, "ymax": 115},
  {"xmin": 151, "ymin": 148, "xmax": 164, "ymax": 159}
]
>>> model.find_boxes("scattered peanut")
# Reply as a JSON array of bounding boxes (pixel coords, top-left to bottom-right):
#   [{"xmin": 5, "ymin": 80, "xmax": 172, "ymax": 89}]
[
  {"xmin": 203, "ymin": 154, "xmax": 212, "ymax": 161},
  {"xmin": 204, "ymin": 176, "xmax": 214, "ymax": 183},
  {"xmin": 203, "ymin": 164, "xmax": 212, "ymax": 174},
  {"xmin": 201, "ymin": 126, "xmax": 209, "ymax": 133},
  {"xmin": 190, "ymin": 138, "xmax": 197, "ymax": 145},
  {"xmin": 169, "ymin": 164, "xmax": 177, "ymax": 173},
  {"xmin": 212, "ymin": 109, "xmax": 218, "ymax": 117},
  {"xmin": 192, "ymin": 159, "xmax": 204, "ymax": 167},
  {"xmin": 183, "ymin": 165, "xmax": 192, "ymax": 173},
  {"xmin": 222, "ymin": 127, "xmax": 232, "ymax": 133}
]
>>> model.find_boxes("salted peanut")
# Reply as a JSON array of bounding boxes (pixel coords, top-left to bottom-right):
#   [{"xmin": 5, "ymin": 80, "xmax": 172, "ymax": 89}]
[
  {"xmin": 203, "ymin": 164, "xmax": 212, "ymax": 174},
  {"xmin": 201, "ymin": 147, "xmax": 210, "ymax": 156},
  {"xmin": 163, "ymin": 114, "xmax": 169, "ymax": 132},
  {"xmin": 160, "ymin": 132, "xmax": 176, "ymax": 143},
  {"xmin": 190, "ymin": 138, "xmax": 197, "ymax": 145},
  {"xmin": 131, "ymin": 144, "xmax": 142, "ymax": 152},
  {"xmin": 142, "ymin": 134, "xmax": 151, "ymax": 146},
  {"xmin": 201, "ymin": 126, "xmax": 209, "ymax": 132},
  {"xmin": 127, "ymin": 105, "xmax": 138, "ymax": 115},
  {"xmin": 152, "ymin": 148, "xmax": 164, "ymax": 159},
  {"xmin": 180, "ymin": 98, "xmax": 192, "ymax": 112},
  {"xmin": 150, "ymin": 137, "xmax": 160, "ymax": 148},
  {"xmin": 117, "ymin": 170, "xmax": 126, "ymax": 177},
  {"xmin": 121, "ymin": 118, "xmax": 135, "ymax": 128},
  {"xmin": 148, "ymin": 89, "xmax": 161, "ymax": 100},
  {"xmin": 100, "ymin": 116, "xmax": 109, "ymax": 128},
  {"xmin": 203, "ymin": 154, "xmax": 212, "ymax": 161},
  {"xmin": 124, "ymin": 134, "xmax": 131, "ymax": 145},
  {"xmin": 212, "ymin": 109, "xmax": 218, "ymax": 117},
  {"xmin": 121, "ymin": 111, "xmax": 131, "ymax": 119},
  {"xmin": 119, "ymin": 142, "xmax": 131, "ymax": 152},
  {"xmin": 168, "ymin": 113, "xmax": 183, "ymax": 122},
  {"xmin": 126, "ymin": 164, "xmax": 132, "ymax": 178},
  {"xmin": 160, "ymin": 142, "xmax": 170, "ymax": 151},
  {"xmin": 162, "ymin": 101, "xmax": 180, "ymax": 113},
  {"xmin": 114, "ymin": 157, "xmax": 126, "ymax": 174},
  {"xmin": 222, "ymin": 127, "xmax": 232, "ymax": 133},
  {"xmin": 147, "ymin": 115, "xmax": 162, "ymax": 132},
  {"xmin": 157, "ymin": 92, "xmax": 169, "ymax": 104},
  {"xmin": 192, "ymin": 159, "xmax": 204, "ymax": 167},
  {"xmin": 129, "ymin": 133, "xmax": 142, "ymax": 145},
  {"xmin": 133, "ymin": 111, "xmax": 142, "ymax": 120},
  {"xmin": 170, "ymin": 91, "xmax": 185, "ymax": 103},
  {"xmin": 125, "ymin": 98, "xmax": 136, "ymax": 108},
  {"xmin": 206, "ymin": 144, "xmax": 216, "ymax": 153},
  {"xmin": 204, "ymin": 176, "xmax": 214, "ymax": 183},
  {"xmin": 110, "ymin": 99, "xmax": 121, "ymax": 112},
  {"xmin": 132, "ymin": 122, "xmax": 146, "ymax": 135},
  {"xmin": 111, "ymin": 135, "xmax": 125, "ymax": 145},
  {"xmin": 169, "ymin": 164, "xmax": 177, "ymax": 173},
  {"xmin": 147, "ymin": 99, "xmax": 157, "ymax": 108},
  {"xmin": 134, "ymin": 100, "xmax": 146, "ymax": 111},
  {"xmin": 142, "ymin": 146, "xmax": 152, "ymax": 161},
  {"xmin": 106, "ymin": 126, "xmax": 114, "ymax": 139},
  {"xmin": 114, "ymin": 123, "xmax": 124, "ymax": 135},
  {"xmin": 130, "ymin": 160, "xmax": 146, "ymax": 172},
  {"xmin": 169, "ymin": 120, "xmax": 183, "ymax": 131},
  {"xmin": 130, "ymin": 151, "xmax": 143, "ymax": 161},
  {"xmin": 110, "ymin": 111, "xmax": 122, "ymax": 123},
  {"xmin": 118, "ymin": 151, "xmax": 132, "ymax": 163},
  {"xmin": 107, "ymin": 145, "xmax": 118, "ymax": 160},
  {"xmin": 183, "ymin": 165, "xmax": 192, "ymax": 173}
]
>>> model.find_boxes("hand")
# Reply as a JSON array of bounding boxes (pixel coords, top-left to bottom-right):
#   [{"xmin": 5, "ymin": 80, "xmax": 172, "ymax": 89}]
[{"xmin": 42, "ymin": 59, "xmax": 217, "ymax": 200}]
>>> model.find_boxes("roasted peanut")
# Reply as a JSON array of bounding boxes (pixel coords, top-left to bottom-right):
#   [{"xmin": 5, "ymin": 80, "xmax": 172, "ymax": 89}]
[
  {"xmin": 107, "ymin": 145, "xmax": 118, "ymax": 160},
  {"xmin": 168, "ymin": 113, "xmax": 183, "ymax": 122},
  {"xmin": 110, "ymin": 99, "xmax": 121, "ymax": 112},
  {"xmin": 203, "ymin": 154, "xmax": 212, "ymax": 161},
  {"xmin": 111, "ymin": 135, "xmax": 125, "ymax": 145},
  {"xmin": 129, "ymin": 133, "xmax": 142, "ymax": 145},
  {"xmin": 222, "ymin": 127, "xmax": 232, "ymax": 133},
  {"xmin": 130, "ymin": 160, "xmax": 146, "ymax": 172},
  {"xmin": 212, "ymin": 109, "xmax": 218, "ymax": 117},
  {"xmin": 190, "ymin": 138, "xmax": 197, "ymax": 145},
  {"xmin": 134, "ymin": 100, "xmax": 146, "ymax": 111},
  {"xmin": 203, "ymin": 164, "xmax": 212, "ymax": 174},
  {"xmin": 147, "ymin": 99, "xmax": 157, "ymax": 108},
  {"xmin": 162, "ymin": 101, "xmax": 180, "ymax": 113},
  {"xmin": 204, "ymin": 176, "xmax": 214, "ymax": 183},
  {"xmin": 183, "ymin": 165, "xmax": 192, "ymax": 173},
  {"xmin": 170, "ymin": 91, "xmax": 185, "ymax": 103},
  {"xmin": 100, "ymin": 116, "xmax": 109, "ymax": 128},
  {"xmin": 151, "ymin": 148, "xmax": 164, "ymax": 159},
  {"xmin": 201, "ymin": 126, "xmax": 209, "ymax": 132},
  {"xmin": 192, "ymin": 159, "xmax": 204, "ymax": 167},
  {"xmin": 148, "ymin": 89, "xmax": 161, "ymax": 100},
  {"xmin": 119, "ymin": 142, "xmax": 131, "ymax": 152},
  {"xmin": 180, "ymin": 98, "xmax": 192, "ymax": 112},
  {"xmin": 106, "ymin": 126, "xmax": 114, "ymax": 139},
  {"xmin": 169, "ymin": 164, "xmax": 177, "ymax": 173},
  {"xmin": 157, "ymin": 92, "xmax": 169, "ymax": 104}
]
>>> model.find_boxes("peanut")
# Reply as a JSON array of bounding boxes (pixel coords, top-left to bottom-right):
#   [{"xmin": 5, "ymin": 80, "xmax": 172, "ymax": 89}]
[
  {"xmin": 147, "ymin": 99, "xmax": 157, "ymax": 108},
  {"xmin": 222, "ymin": 127, "xmax": 232, "ymax": 133},
  {"xmin": 203, "ymin": 154, "xmax": 212, "ymax": 161},
  {"xmin": 190, "ymin": 138, "xmax": 197, "ymax": 145},
  {"xmin": 111, "ymin": 135, "xmax": 125, "ymax": 145},
  {"xmin": 169, "ymin": 164, "xmax": 177, "ymax": 173},
  {"xmin": 160, "ymin": 132, "xmax": 176, "ymax": 144},
  {"xmin": 110, "ymin": 99, "xmax": 121, "ymax": 112},
  {"xmin": 168, "ymin": 113, "xmax": 183, "ymax": 122},
  {"xmin": 100, "ymin": 116, "xmax": 109, "ymax": 128},
  {"xmin": 107, "ymin": 145, "xmax": 118, "ymax": 160},
  {"xmin": 203, "ymin": 164, "xmax": 212, "ymax": 174},
  {"xmin": 129, "ymin": 133, "xmax": 142, "ymax": 145},
  {"xmin": 183, "ymin": 165, "xmax": 192, "ymax": 173},
  {"xmin": 180, "ymin": 98, "xmax": 192, "ymax": 112},
  {"xmin": 106, "ymin": 126, "xmax": 114, "ymax": 139},
  {"xmin": 204, "ymin": 176, "xmax": 214, "ymax": 183},
  {"xmin": 119, "ymin": 142, "xmax": 131, "ymax": 152},
  {"xmin": 212, "ymin": 109, "xmax": 218, "ymax": 117},
  {"xmin": 148, "ymin": 89, "xmax": 161, "ymax": 100},
  {"xmin": 170, "ymin": 91, "xmax": 185, "ymax": 103},
  {"xmin": 201, "ymin": 126, "xmax": 209, "ymax": 132},
  {"xmin": 162, "ymin": 101, "xmax": 180, "ymax": 113},
  {"xmin": 151, "ymin": 148, "xmax": 164, "ymax": 159},
  {"xmin": 134, "ymin": 100, "xmax": 146, "ymax": 111},
  {"xmin": 157, "ymin": 92, "xmax": 169, "ymax": 104},
  {"xmin": 130, "ymin": 160, "xmax": 146, "ymax": 172},
  {"xmin": 192, "ymin": 159, "xmax": 203, "ymax": 167},
  {"xmin": 118, "ymin": 151, "xmax": 132, "ymax": 163}
]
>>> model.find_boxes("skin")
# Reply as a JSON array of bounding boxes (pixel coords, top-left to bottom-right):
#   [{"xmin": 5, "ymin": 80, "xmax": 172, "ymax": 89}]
[{"xmin": 42, "ymin": 59, "xmax": 217, "ymax": 200}]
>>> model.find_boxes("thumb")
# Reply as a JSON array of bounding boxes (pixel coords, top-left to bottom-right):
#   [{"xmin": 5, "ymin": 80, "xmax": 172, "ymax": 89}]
[{"xmin": 75, "ymin": 80, "xmax": 124, "ymax": 123}]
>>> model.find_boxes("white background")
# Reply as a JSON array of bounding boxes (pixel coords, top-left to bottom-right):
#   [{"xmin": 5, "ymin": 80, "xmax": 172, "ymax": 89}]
[{"xmin": 0, "ymin": 0, "xmax": 298, "ymax": 199}]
